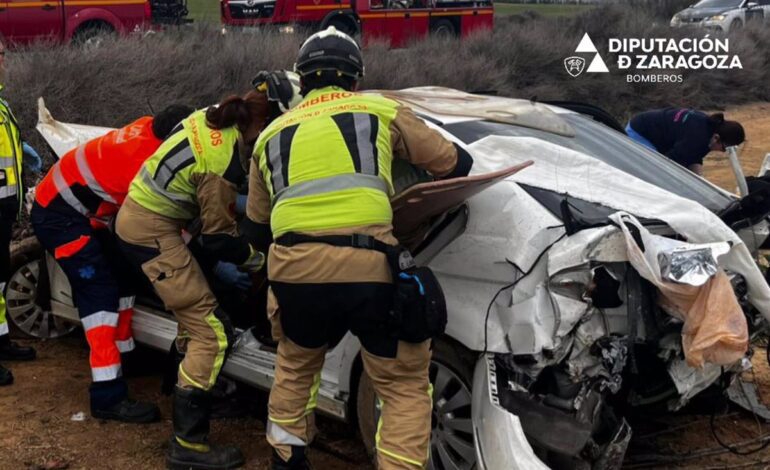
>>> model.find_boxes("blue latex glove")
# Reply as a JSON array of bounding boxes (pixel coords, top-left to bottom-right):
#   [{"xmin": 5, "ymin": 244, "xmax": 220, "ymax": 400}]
[
  {"xmin": 235, "ymin": 194, "xmax": 247, "ymax": 216},
  {"xmin": 214, "ymin": 261, "xmax": 252, "ymax": 290},
  {"xmin": 22, "ymin": 142, "xmax": 42, "ymax": 174}
]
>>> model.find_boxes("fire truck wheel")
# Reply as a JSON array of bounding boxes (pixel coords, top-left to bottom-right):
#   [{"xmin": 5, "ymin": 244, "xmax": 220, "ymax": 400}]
[{"xmin": 430, "ymin": 19, "xmax": 456, "ymax": 38}]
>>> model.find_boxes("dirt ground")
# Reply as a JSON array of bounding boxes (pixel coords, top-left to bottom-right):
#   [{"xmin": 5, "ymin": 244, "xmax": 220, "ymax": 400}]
[
  {"xmin": 3, "ymin": 103, "xmax": 770, "ymax": 470},
  {"xmin": 0, "ymin": 337, "xmax": 371, "ymax": 470}
]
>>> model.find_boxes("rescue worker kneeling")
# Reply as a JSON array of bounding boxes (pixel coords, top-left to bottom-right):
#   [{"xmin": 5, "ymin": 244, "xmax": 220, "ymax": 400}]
[
  {"xmin": 247, "ymin": 27, "xmax": 473, "ymax": 470},
  {"xmin": 31, "ymin": 104, "xmax": 193, "ymax": 421},
  {"xmin": 116, "ymin": 89, "xmax": 275, "ymax": 470}
]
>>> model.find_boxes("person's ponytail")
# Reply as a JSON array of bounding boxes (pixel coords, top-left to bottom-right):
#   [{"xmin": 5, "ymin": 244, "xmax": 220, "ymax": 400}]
[{"xmin": 206, "ymin": 95, "xmax": 252, "ymax": 130}]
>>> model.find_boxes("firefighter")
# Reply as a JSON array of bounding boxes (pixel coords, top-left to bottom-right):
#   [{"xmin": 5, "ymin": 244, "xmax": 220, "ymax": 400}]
[
  {"xmin": 247, "ymin": 27, "xmax": 473, "ymax": 470},
  {"xmin": 626, "ymin": 108, "xmax": 745, "ymax": 175},
  {"xmin": 0, "ymin": 39, "xmax": 42, "ymax": 386},
  {"xmin": 116, "ymin": 71, "xmax": 301, "ymax": 469},
  {"xmin": 30, "ymin": 104, "xmax": 193, "ymax": 418}
]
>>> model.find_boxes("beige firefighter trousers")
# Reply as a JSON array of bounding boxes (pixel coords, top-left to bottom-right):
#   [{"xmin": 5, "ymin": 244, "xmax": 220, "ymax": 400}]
[{"xmin": 116, "ymin": 197, "xmax": 230, "ymax": 391}]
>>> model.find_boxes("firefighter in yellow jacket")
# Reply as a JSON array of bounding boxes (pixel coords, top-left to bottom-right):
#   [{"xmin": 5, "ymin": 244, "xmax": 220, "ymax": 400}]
[
  {"xmin": 116, "ymin": 71, "xmax": 302, "ymax": 470},
  {"xmin": 0, "ymin": 39, "xmax": 40, "ymax": 386},
  {"xmin": 247, "ymin": 27, "xmax": 473, "ymax": 470}
]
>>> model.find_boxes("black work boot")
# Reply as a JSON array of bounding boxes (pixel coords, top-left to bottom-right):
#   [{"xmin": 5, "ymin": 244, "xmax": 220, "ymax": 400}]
[
  {"xmin": 0, "ymin": 335, "xmax": 36, "ymax": 361},
  {"xmin": 271, "ymin": 447, "xmax": 312, "ymax": 470},
  {"xmin": 90, "ymin": 379, "xmax": 160, "ymax": 423},
  {"xmin": 0, "ymin": 363, "xmax": 13, "ymax": 386},
  {"xmin": 166, "ymin": 386, "xmax": 245, "ymax": 470}
]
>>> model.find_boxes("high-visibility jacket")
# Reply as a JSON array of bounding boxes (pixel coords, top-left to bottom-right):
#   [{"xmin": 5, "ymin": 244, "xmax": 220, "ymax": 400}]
[
  {"xmin": 0, "ymin": 86, "xmax": 23, "ymax": 212},
  {"xmin": 35, "ymin": 116, "xmax": 161, "ymax": 219},
  {"xmin": 253, "ymin": 87, "xmax": 402, "ymax": 237},
  {"xmin": 128, "ymin": 109, "xmax": 251, "ymax": 264}
]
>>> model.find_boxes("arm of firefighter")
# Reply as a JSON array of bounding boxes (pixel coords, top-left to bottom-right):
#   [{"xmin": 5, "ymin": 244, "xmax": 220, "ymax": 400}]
[
  {"xmin": 195, "ymin": 172, "xmax": 252, "ymax": 265},
  {"xmin": 244, "ymin": 156, "xmax": 273, "ymax": 253},
  {"xmin": 390, "ymin": 105, "xmax": 473, "ymax": 179}
]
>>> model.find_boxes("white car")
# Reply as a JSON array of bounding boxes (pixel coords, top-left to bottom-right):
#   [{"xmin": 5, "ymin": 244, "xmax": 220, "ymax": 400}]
[
  {"xmin": 6, "ymin": 89, "xmax": 770, "ymax": 470},
  {"xmin": 671, "ymin": 0, "xmax": 770, "ymax": 32}
]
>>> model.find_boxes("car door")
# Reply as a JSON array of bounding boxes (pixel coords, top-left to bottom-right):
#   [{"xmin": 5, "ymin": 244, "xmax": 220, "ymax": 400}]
[{"xmin": 6, "ymin": 0, "xmax": 63, "ymax": 44}]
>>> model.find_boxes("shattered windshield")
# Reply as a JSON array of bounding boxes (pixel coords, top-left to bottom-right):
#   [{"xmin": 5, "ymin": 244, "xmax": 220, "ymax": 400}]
[{"xmin": 444, "ymin": 114, "xmax": 733, "ymax": 213}]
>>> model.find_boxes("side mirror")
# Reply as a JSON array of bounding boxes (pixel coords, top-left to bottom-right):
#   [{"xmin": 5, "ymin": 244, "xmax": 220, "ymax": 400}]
[{"xmin": 747, "ymin": 1, "xmax": 758, "ymax": 8}]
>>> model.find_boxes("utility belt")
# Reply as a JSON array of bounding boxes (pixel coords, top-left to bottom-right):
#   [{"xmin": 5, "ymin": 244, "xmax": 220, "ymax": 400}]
[{"xmin": 275, "ymin": 232, "xmax": 447, "ymax": 343}]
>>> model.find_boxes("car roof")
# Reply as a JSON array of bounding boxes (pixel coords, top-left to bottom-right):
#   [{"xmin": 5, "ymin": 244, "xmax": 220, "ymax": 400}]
[{"xmin": 369, "ymin": 87, "xmax": 577, "ymax": 138}]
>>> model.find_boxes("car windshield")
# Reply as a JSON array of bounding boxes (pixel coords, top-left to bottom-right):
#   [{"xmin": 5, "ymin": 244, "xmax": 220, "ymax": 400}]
[
  {"xmin": 444, "ymin": 113, "xmax": 734, "ymax": 213},
  {"xmin": 693, "ymin": 0, "xmax": 743, "ymax": 8}
]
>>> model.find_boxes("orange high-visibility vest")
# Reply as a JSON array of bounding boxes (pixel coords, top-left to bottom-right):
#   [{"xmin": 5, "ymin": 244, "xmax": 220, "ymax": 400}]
[{"xmin": 36, "ymin": 117, "xmax": 161, "ymax": 218}]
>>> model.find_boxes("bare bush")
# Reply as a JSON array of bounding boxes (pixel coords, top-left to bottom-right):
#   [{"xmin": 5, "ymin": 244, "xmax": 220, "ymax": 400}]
[{"xmin": 3, "ymin": 8, "xmax": 769, "ymax": 168}]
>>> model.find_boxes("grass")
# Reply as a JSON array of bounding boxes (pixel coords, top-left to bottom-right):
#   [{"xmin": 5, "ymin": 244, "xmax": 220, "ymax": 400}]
[
  {"xmin": 186, "ymin": 0, "xmax": 220, "ymax": 22},
  {"xmin": 493, "ymin": 2, "xmax": 593, "ymax": 17}
]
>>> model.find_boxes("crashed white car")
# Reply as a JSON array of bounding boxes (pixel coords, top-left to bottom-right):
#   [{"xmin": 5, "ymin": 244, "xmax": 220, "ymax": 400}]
[{"xmin": 6, "ymin": 88, "xmax": 770, "ymax": 470}]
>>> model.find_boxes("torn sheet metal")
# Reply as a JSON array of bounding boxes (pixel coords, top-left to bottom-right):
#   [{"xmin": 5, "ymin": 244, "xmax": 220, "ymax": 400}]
[
  {"xmin": 659, "ymin": 242, "xmax": 730, "ymax": 287},
  {"xmin": 378, "ymin": 87, "xmax": 576, "ymax": 137},
  {"xmin": 467, "ymin": 135, "xmax": 770, "ymax": 322},
  {"xmin": 667, "ymin": 358, "xmax": 723, "ymax": 409}
]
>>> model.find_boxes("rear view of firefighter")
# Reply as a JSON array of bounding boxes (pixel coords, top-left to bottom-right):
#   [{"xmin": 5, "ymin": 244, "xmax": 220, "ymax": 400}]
[
  {"xmin": 30, "ymin": 104, "xmax": 193, "ymax": 418},
  {"xmin": 116, "ymin": 73, "xmax": 301, "ymax": 469},
  {"xmin": 248, "ymin": 27, "xmax": 473, "ymax": 469},
  {"xmin": 0, "ymin": 38, "xmax": 42, "ymax": 386}
]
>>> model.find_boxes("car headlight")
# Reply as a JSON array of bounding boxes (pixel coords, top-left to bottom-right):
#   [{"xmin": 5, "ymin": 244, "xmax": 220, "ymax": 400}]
[
  {"xmin": 671, "ymin": 14, "xmax": 681, "ymax": 23},
  {"xmin": 279, "ymin": 25, "xmax": 296, "ymax": 34},
  {"xmin": 706, "ymin": 14, "xmax": 726, "ymax": 21}
]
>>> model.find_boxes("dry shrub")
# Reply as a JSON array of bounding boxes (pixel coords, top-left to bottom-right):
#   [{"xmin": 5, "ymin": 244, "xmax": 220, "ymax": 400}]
[{"xmin": 3, "ymin": 8, "xmax": 769, "ymax": 167}]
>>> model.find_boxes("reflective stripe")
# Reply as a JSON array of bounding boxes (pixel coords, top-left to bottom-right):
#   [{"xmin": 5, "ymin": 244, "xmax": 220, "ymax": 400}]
[
  {"xmin": 92, "ymin": 363, "xmax": 121, "ymax": 382},
  {"xmin": 75, "ymin": 145, "xmax": 116, "ymax": 204},
  {"xmin": 0, "ymin": 322, "xmax": 8, "ymax": 336},
  {"xmin": 118, "ymin": 296, "xmax": 135, "ymax": 311},
  {"xmin": 81, "ymin": 311, "xmax": 119, "ymax": 332},
  {"xmin": 305, "ymin": 372, "xmax": 321, "ymax": 414},
  {"xmin": 266, "ymin": 124, "xmax": 299, "ymax": 194},
  {"xmin": 116, "ymin": 338, "xmax": 135, "ymax": 353},
  {"xmin": 331, "ymin": 112, "xmax": 380, "ymax": 177},
  {"xmin": 140, "ymin": 167, "xmax": 196, "ymax": 208},
  {"xmin": 266, "ymin": 421, "xmax": 307, "ymax": 447},
  {"xmin": 53, "ymin": 163, "xmax": 89, "ymax": 216},
  {"xmin": 204, "ymin": 312, "xmax": 228, "ymax": 389},
  {"xmin": 176, "ymin": 437, "xmax": 210, "ymax": 453},
  {"xmin": 274, "ymin": 173, "xmax": 388, "ymax": 204},
  {"xmin": 179, "ymin": 364, "xmax": 206, "ymax": 390},
  {"xmin": 0, "ymin": 185, "xmax": 17, "ymax": 199},
  {"xmin": 0, "ymin": 158, "xmax": 14, "ymax": 168},
  {"xmin": 375, "ymin": 396, "xmax": 428, "ymax": 468},
  {"xmin": 353, "ymin": 113, "xmax": 379, "ymax": 176},
  {"xmin": 154, "ymin": 144, "xmax": 195, "ymax": 189}
]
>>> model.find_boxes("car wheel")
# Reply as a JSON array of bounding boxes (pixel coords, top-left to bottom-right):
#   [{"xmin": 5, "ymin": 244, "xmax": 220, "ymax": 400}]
[
  {"xmin": 73, "ymin": 22, "xmax": 115, "ymax": 48},
  {"xmin": 6, "ymin": 255, "xmax": 77, "ymax": 339},
  {"xmin": 430, "ymin": 19, "xmax": 456, "ymax": 38},
  {"xmin": 357, "ymin": 338, "xmax": 477, "ymax": 469},
  {"xmin": 730, "ymin": 18, "xmax": 743, "ymax": 31}
]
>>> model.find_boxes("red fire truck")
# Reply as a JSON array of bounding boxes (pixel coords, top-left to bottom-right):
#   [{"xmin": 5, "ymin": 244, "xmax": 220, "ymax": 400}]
[{"xmin": 220, "ymin": 0, "xmax": 494, "ymax": 47}]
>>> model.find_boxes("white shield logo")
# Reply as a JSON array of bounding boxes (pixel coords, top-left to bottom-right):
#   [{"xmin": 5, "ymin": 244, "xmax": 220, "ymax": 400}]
[{"xmin": 564, "ymin": 56, "xmax": 586, "ymax": 78}]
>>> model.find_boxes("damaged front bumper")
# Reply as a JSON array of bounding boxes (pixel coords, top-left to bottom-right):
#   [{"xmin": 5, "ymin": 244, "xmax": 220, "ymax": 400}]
[{"xmin": 472, "ymin": 355, "xmax": 550, "ymax": 470}]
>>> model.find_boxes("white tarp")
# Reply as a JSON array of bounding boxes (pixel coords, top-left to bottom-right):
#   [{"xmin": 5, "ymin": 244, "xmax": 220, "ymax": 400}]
[
  {"xmin": 36, "ymin": 98, "xmax": 113, "ymax": 158},
  {"xmin": 467, "ymin": 135, "xmax": 770, "ymax": 320}
]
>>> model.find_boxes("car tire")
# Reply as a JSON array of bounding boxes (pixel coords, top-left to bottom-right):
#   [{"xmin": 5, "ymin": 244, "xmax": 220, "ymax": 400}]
[
  {"xmin": 73, "ymin": 22, "xmax": 115, "ymax": 48},
  {"xmin": 5, "ymin": 239, "xmax": 77, "ymax": 339},
  {"xmin": 430, "ymin": 19, "xmax": 456, "ymax": 38},
  {"xmin": 356, "ymin": 337, "xmax": 478, "ymax": 469}
]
